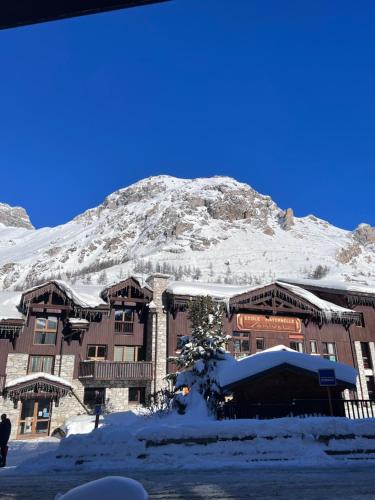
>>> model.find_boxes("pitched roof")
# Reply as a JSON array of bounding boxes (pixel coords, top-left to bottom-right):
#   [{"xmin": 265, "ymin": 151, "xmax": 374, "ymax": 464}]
[{"xmin": 218, "ymin": 345, "xmax": 358, "ymax": 389}]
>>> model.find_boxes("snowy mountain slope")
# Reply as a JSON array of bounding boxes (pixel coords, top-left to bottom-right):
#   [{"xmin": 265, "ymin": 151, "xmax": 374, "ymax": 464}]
[{"xmin": 0, "ymin": 175, "xmax": 375, "ymax": 290}]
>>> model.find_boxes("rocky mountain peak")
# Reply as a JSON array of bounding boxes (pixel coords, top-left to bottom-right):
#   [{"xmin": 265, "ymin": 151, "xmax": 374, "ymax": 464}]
[
  {"xmin": 0, "ymin": 203, "xmax": 34, "ymax": 230},
  {"xmin": 1, "ymin": 175, "xmax": 375, "ymax": 290},
  {"xmin": 352, "ymin": 223, "xmax": 375, "ymax": 246}
]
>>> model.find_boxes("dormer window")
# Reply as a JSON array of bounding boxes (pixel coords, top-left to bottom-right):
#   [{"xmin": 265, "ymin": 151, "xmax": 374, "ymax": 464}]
[
  {"xmin": 114, "ymin": 307, "xmax": 134, "ymax": 333},
  {"xmin": 34, "ymin": 317, "xmax": 58, "ymax": 345}
]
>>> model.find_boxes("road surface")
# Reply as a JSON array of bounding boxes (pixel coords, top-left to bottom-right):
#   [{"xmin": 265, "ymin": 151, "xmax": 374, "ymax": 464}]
[{"xmin": 1, "ymin": 465, "xmax": 375, "ymax": 499}]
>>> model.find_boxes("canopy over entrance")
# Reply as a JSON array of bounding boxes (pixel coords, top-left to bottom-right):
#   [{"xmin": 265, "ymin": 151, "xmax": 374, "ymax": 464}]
[
  {"xmin": 0, "ymin": 0, "xmax": 171, "ymax": 30},
  {"xmin": 3, "ymin": 372, "xmax": 72, "ymax": 405}
]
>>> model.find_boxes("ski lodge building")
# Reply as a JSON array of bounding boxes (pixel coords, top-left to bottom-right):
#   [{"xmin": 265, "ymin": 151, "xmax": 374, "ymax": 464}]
[{"xmin": 0, "ymin": 274, "xmax": 375, "ymax": 439}]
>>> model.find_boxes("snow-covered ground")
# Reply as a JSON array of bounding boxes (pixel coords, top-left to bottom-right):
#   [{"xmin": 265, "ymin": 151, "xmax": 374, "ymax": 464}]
[{"xmin": 1, "ymin": 411, "xmax": 375, "ymax": 477}]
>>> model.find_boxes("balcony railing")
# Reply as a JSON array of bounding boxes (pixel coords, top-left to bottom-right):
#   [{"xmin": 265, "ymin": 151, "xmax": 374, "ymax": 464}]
[
  {"xmin": 114, "ymin": 321, "xmax": 134, "ymax": 333},
  {"xmin": 78, "ymin": 361, "xmax": 153, "ymax": 381},
  {"xmin": 0, "ymin": 375, "xmax": 6, "ymax": 392}
]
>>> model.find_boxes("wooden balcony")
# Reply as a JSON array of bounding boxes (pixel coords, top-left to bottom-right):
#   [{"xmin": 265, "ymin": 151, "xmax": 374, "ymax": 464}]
[
  {"xmin": 114, "ymin": 321, "xmax": 134, "ymax": 334},
  {"xmin": 78, "ymin": 361, "xmax": 153, "ymax": 381},
  {"xmin": 0, "ymin": 375, "xmax": 6, "ymax": 392}
]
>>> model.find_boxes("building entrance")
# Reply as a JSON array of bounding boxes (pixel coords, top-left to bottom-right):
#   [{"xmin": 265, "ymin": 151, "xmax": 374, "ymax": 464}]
[{"xmin": 18, "ymin": 398, "xmax": 52, "ymax": 438}]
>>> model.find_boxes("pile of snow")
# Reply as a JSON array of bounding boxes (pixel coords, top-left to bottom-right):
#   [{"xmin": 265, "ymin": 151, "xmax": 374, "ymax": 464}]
[
  {"xmin": 56, "ymin": 477, "xmax": 148, "ymax": 500},
  {"xmin": 7, "ymin": 408, "xmax": 375, "ymax": 475}
]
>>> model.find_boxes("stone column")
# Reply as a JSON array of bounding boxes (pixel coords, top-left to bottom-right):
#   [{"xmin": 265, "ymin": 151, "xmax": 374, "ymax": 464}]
[
  {"xmin": 146, "ymin": 274, "xmax": 171, "ymax": 394},
  {"xmin": 354, "ymin": 341, "xmax": 368, "ymax": 399}
]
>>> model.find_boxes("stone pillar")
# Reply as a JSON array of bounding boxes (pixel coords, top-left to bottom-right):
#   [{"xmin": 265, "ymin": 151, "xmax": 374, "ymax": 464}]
[
  {"xmin": 146, "ymin": 274, "xmax": 171, "ymax": 394},
  {"xmin": 354, "ymin": 341, "xmax": 368, "ymax": 399},
  {"xmin": 3, "ymin": 354, "xmax": 29, "ymax": 439},
  {"xmin": 5, "ymin": 354, "xmax": 28, "ymax": 382},
  {"xmin": 50, "ymin": 355, "xmax": 85, "ymax": 432}
]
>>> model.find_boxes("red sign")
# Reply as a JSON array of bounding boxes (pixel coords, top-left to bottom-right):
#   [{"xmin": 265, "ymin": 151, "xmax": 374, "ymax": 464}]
[{"xmin": 236, "ymin": 314, "xmax": 302, "ymax": 334}]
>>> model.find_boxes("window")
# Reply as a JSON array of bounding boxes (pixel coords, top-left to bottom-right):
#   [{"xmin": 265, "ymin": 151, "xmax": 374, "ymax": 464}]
[
  {"xmin": 233, "ymin": 332, "xmax": 250, "ymax": 358},
  {"xmin": 33, "ymin": 316, "xmax": 58, "ymax": 345},
  {"xmin": 87, "ymin": 345, "xmax": 107, "ymax": 360},
  {"xmin": 114, "ymin": 307, "xmax": 135, "ymax": 333},
  {"xmin": 128, "ymin": 387, "xmax": 146, "ymax": 405},
  {"xmin": 310, "ymin": 340, "xmax": 318, "ymax": 354},
  {"xmin": 361, "ymin": 342, "xmax": 373, "ymax": 370},
  {"xmin": 290, "ymin": 341, "xmax": 304, "ymax": 353},
  {"xmin": 28, "ymin": 356, "xmax": 54, "ymax": 374},
  {"xmin": 256, "ymin": 337, "xmax": 265, "ymax": 351},
  {"xmin": 322, "ymin": 342, "xmax": 337, "ymax": 362},
  {"xmin": 84, "ymin": 388, "xmax": 106, "ymax": 408},
  {"xmin": 114, "ymin": 346, "xmax": 143, "ymax": 362},
  {"xmin": 366, "ymin": 376, "xmax": 375, "ymax": 400}
]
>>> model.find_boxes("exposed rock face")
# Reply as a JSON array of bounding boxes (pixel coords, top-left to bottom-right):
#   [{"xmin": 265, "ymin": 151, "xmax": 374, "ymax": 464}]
[
  {"xmin": 0, "ymin": 175, "xmax": 375, "ymax": 289},
  {"xmin": 336, "ymin": 243, "xmax": 362, "ymax": 264},
  {"xmin": 0, "ymin": 203, "xmax": 34, "ymax": 229},
  {"xmin": 280, "ymin": 208, "xmax": 295, "ymax": 230},
  {"xmin": 353, "ymin": 224, "xmax": 375, "ymax": 246}
]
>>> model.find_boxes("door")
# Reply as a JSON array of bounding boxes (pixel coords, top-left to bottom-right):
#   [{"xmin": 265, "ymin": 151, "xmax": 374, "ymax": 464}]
[{"xmin": 18, "ymin": 398, "xmax": 52, "ymax": 438}]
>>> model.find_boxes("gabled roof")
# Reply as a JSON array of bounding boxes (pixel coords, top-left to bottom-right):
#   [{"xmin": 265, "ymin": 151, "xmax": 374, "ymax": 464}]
[
  {"xmin": 166, "ymin": 279, "xmax": 362, "ymax": 325},
  {"xmin": 218, "ymin": 345, "xmax": 358, "ymax": 390}
]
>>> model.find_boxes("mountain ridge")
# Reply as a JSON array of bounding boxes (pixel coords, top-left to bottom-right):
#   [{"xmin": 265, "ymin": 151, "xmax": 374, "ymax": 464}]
[{"xmin": 0, "ymin": 175, "xmax": 374, "ymax": 290}]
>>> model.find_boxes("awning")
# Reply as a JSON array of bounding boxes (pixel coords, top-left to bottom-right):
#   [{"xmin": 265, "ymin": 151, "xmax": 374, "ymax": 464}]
[{"xmin": 3, "ymin": 373, "xmax": 72, "ymax": 403}]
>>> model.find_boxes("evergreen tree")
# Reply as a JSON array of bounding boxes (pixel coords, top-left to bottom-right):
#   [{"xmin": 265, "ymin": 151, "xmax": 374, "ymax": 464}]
[{"xmin": 170, "ymin": 296, "xmax": 230, "ymax": 415}]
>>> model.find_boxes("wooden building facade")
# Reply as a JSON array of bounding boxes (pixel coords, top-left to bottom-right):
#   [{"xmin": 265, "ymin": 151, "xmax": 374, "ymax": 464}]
[{"xmin": 1, "ymin": 274, "xmax": 375, "ymax": 439}]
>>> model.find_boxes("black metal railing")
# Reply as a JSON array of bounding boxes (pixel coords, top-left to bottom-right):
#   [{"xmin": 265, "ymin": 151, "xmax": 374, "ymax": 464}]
[{"xmin": 222, "ymin": 399, "xmax": 375, "ymax": 420}]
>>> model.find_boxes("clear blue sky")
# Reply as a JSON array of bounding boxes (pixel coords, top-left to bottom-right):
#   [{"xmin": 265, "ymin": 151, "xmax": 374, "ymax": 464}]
[{"xmin": 1, "ymin": 0, "xmax": 375, "ymax": 229}]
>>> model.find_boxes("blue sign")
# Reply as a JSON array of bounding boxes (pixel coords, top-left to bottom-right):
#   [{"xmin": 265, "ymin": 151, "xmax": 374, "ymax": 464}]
[
  {"xmin": 318, "ymin": 369, "xmax": 336, "ymax": 387},
  {"xmin": 94, "ymin": 405, "xmax": 102, "ymax": 416}
]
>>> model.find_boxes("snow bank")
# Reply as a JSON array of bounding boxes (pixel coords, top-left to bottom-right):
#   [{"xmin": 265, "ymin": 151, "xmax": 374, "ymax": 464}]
[
  {"xmin": 11, "ymin": 412, "xmax": 375, "ymax": 475},
  {"xmin": 56, "ymin": 476, "xmax": 148, "ymax": 500}
]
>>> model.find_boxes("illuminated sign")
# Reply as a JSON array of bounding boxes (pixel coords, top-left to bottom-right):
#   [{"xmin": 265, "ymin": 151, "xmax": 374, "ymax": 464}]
[{"xmin": 236, "ymin": 314, "xmax": 302, "ymax": 334}]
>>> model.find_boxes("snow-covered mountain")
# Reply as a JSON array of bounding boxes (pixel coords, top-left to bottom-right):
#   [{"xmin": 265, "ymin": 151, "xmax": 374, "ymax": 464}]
[{"xmin": 1, "ymin": 175, "xmax": 375, "ymax": 290}]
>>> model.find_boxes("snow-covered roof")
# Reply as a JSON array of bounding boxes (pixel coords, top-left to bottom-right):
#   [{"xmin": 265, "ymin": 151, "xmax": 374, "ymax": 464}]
[
  {"xmin": 22, "ymin": 280, "xmax": 107, "ymax": 309},
  {"xmin": 166, "ymin": 280, "xmax": 256, "ymax": 300},
  {"xmin": 218, "ymin": 345, "xmax": 358, "ymax": 388},
  {"xmin": 5, "ymin": 372, "xmax": 72, "ymax": 389},
  {"xmin": 0, "ymin": 290, "xmax": 23, "ymax": 320},
  {"xmin": 100, "ymin": 275, "xmax": 153, "ymax": 298},
  {"xmin": 166, "ymin": 279, "xmax": 356, "ymax": 317},
  {"xmin": 278, "ymin": 277, "xmax": 375, "ymax": 296},
  {"xmin": 276, "ymin": 281, "xmax": 355, "ymax": 316}
]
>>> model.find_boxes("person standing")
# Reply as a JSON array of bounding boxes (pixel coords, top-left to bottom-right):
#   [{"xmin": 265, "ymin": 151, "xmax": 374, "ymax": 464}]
[{"xmin": 0, "ymin": 414, "xmax": 11, "ymax": 468}]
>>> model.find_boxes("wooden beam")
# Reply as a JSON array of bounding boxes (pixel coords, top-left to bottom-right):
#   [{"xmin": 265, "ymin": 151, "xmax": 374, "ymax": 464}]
[{"xmin": 0, "ymin": 0, "xmax": 171, "ymax": 30}]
